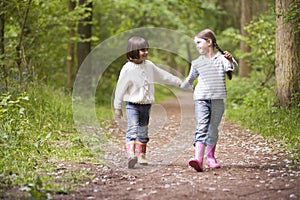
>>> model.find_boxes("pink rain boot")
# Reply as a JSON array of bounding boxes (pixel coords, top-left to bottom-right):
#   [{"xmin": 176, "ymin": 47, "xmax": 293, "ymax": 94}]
[
  {"xmin": 188, "ymin": 142, "xmax": 205, "ymax": 172},
  {"xmin": 126, "ymin": 141, "xmax": 137, "ymax": 168},
  {"xmin": 137, "ymin": 142, "xmax": 148, "ymax": 165},
  {"xmin": 206, "ymin": 144, "xmax": 221, "ymax": 169}
]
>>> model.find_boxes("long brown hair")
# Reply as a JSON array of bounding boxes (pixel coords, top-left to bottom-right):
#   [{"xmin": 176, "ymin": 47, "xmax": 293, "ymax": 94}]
[{"xmin": 196, "ymin": 29, "xmax": 224, "ymax": 54}]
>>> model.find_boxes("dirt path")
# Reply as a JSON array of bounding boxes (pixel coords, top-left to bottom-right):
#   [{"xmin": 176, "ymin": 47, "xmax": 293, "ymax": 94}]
[{"xmin": 55, "ymin": 92, "xmax": 299, "ymax": 200}]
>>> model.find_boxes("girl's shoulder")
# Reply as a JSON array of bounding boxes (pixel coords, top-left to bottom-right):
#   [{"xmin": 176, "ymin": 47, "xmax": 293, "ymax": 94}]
[
  {"xmin": 191, "ymin": 55, "xmax": 205, "ymax": 65},
  {"xmin": 122, "ymin": 60, "xmax": 155, "ymax": 73},
  {"xmin": 213, "ymin": 52, "xmax": 232, "ymax": 65},
  {"xmin": 144, "ymin": 60, "xmax": 155, "ymax": 66},
  {"xmin": 121, "ymin": 61, "xmax": 131, "ymax": 70},
  {"xmin": 120, "ymin": 62, "xmax": 137, "ymax": 74}
]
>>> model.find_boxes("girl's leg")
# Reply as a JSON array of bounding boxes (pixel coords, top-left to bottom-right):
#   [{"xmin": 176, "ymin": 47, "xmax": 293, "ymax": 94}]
[
  {"xmin": 125, "ymin": 103, "xmax": 139, "ymax": 168},
  {"xmin": 206, "ymin": 99, "xmax": 224, "ymax": 169},
  {"xmin": 125, "ymin": 103, "xmax": 139, "ymax": 142},
  {"xmin": 189, "ymin": 100, "xmax": 210, "ymax": 172},
  {"xmin": 206, "ymin": 99, "xmax": 224, "ymax": 146},
  {"xmin": 137, "ymin": 104, "xmax": 151, "ymax": 143},
  {"xmin": 137, "ymin": 104, "xmax": 151, "ymax": 165},
  {"xmin": 194, "ymin": 100, "xmax": 211, "ymax": 145}
]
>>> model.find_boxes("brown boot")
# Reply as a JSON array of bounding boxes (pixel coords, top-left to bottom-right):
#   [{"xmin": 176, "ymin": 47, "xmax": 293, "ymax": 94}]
[
  {"xmin": 126, "ymin": 141, "xmax": 137, "ymax": 168},
  {"xmin": 137, "ymin": 142, "xmax": 148, "ymax": 165}
]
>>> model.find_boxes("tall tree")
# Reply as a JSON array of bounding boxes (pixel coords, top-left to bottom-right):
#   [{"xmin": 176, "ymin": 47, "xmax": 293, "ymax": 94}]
[
  {"xmin": 76, "ymin": 0, "xmax": 93, "ymax": 96},
  {"xmin": 77, "ymin": 0, "xmax": 92, "ymax": 67},
  {"xmin": 275, "ymin": 0, "xmax": 300, "ymax": 107},
  {"xmin": 0, "ymin": 0, "xmax": 6, "ymax": 90},
  {"xmin": 15, "ymin": 0, "xmax": 32, "ymax": 85},
  {"xmin": 239, "ymin": 0, "xmax": 252, "ymax": 78}
]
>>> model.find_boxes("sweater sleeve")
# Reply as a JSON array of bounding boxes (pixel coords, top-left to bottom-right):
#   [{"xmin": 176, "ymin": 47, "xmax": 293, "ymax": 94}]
[
  {"xmin": 114, "ymin": 68, "xmax": 131, "ymax": 110},
  {"xmin": 152, "ymin": 64, "xmax": 182, "ymax": 87},
  {"xmin": 181, "ymin": 64, "xmax": 198, "ymax": 91},
  {"xmin": 225, "ymin": 58, "xmax": 238, "ymax": 72}
]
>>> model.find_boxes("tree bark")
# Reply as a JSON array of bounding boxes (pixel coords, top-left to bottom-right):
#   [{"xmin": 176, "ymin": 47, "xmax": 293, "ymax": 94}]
[
  {"xmin": 0, "ymin": 0, "xmax": 7, "ymax": 90},
  {"xmin": 239, "ymin": 0, "xmax": 252, "ymax": 78},
  {"xmin": 77, "ymin": 0, "xmax": 92, "ymax": 67},
  {"xmin": 275, "ymin": 0, "xmax": 300, "ymax": 107},
  {"xmin": 66, "ymin": 0, "xmax": 76, "ymax": 88},
  {"xmin": 76, "ymin": 0, "xmax": 93, "ymax": 96},
  {"xmin": 16, "ymin": 0, "xmax": 32, "ymax": 85}
]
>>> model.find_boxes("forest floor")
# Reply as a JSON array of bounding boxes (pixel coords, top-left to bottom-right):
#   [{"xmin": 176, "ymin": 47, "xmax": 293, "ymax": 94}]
[{"xmin": 4, "ymin": 92, "xmax": 300, "ymax": 200}]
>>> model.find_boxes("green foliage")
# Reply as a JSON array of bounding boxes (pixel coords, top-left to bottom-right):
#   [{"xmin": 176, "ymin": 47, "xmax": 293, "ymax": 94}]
[
  {"xmin": 226, "ymin": 78, "xmax": 300, "ymax": 164},
  {"xmin": 285, "ymin": 0, "xmax": 300, "ymax": 32},
  {"xmin": 94, "ymin": 0, "xmax": 205, "ymax": 39},
  {"xmin": 224, "ymin": 8, "xmax": 299, "ymax": 163},
  {"xmin": 0, "ymin": 85, "xmax": 98, "ymax": 197},
  {"xmin": 224, "ymin": 12, "xmax": 276, "ymax": 85},
  {"xmin": 1, "ymin": 0, "xmax": 71, "ymax": 91},
  {"xmin": 244, "ymin": 13, "xmax": 276, "ymax": 83}
]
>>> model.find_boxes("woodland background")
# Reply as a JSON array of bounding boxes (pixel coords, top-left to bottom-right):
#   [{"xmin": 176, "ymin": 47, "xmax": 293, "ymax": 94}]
[{"xmin": 0, "ymin": 0, "xmax": 299, "ymax": 198}]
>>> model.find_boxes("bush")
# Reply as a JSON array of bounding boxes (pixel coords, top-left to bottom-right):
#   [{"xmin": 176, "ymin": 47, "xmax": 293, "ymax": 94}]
[
  {"xmin": 226, "ymin": 78, "xmax": 300, "ymax": 163},
  {"xmin": 0, "ymin": 85, "xmax": 96, "ymax": 197}
]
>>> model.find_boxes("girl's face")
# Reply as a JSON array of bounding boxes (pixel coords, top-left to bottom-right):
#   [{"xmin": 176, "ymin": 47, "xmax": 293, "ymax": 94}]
[
  {"xmin": 194, "ymin": 37, "xmax": 211, "ymax": 55},
  {"xmin": 138, "ymin": 48, "xmax": 148, "ymax": 61},
  {"xmin": 130, "ymin": 48, "xmax": 148, "ymax": 64}
]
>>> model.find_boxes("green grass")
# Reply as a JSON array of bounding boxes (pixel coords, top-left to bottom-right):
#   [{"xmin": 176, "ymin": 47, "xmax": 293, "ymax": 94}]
[
  {"xmin": 0, "ymin": 85, "xmax": 99, "ymax": 198},
  {"xmin": 225, "ymin": 78, "xmax": 300, "ymax": 163}
]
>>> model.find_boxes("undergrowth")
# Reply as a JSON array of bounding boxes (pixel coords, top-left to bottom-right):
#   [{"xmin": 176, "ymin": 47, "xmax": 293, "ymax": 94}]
[
  {"xmin": 0, "ymin": 85, "xmax": 98, "ymax": 199},
  {"xmin": 225, "ymin": 77, "xmax": 300, "ymax": 164}
]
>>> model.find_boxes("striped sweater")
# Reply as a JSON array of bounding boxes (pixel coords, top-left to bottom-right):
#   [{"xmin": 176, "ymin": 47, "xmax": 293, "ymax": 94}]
[{"xmin": 181, "ymin": 52, "xmax": 237, "ymax": 100}]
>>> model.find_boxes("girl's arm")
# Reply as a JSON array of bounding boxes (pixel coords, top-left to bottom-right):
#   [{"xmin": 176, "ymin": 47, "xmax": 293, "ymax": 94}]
[
  {"xmin": 114, "ymin": 69, "xmax": 131, "ymax": 111},
  {"xmin": 181, "ymin": 64, "xmax": 198, "ymax": 91},
  {"xmin": 152, "ymin": 65, "xmax": 182, "ymax": 87},
  {"xmin": 223, "ymin": 51, "xmax": 238, "ymax": 70},
  {"xmin": 223, "ymin": 51, "xmax": 238, "ymax": 80}
]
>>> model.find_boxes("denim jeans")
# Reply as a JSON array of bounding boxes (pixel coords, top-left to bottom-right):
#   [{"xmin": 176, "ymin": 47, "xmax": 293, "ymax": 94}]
[
  {"xmin": 194, "ymin": 99, "xmax": 224, "ymax": 146},
  {"xmin": 125, "ymin": 102, "xmax": 151, "ymax": 143}
]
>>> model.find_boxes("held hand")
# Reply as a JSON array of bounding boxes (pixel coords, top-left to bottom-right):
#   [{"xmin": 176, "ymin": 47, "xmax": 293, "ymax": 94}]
[
  {"xmin": 223, "ymin": 51, "xmax": 233, "ymax": 63},
  {"xmin": 180, "ymin": 81, "xmax": 193, "ymax": 91},
  {"xmin": 115, "ymin": 109, "xmax": 123, "ymax": 118}
]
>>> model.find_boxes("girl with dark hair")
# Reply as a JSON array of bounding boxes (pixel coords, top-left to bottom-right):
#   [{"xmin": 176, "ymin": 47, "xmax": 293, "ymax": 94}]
[
  {"xmin": 181, "ymin": 29, "xmax": 238, "ymax": 172},
  {"xmin": 114, "ymin": 36, "xmax": 182, "ymax": 169}
]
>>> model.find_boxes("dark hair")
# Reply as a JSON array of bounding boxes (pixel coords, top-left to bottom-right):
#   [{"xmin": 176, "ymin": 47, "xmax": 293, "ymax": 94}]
[
  {"xmin": 196, "ymin": 29, "xmax": 224, "ymax": 54},
  {"xmin": 126, "ymin": 36, "xmax": 149, "ymax": 61}
]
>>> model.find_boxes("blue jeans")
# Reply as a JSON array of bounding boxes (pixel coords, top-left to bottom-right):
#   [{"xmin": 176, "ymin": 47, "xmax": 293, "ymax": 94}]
[
  {"xmin": 194, "ymin": 99, "xmax": 224, "ymax": 146},
  {"xmin": 125, "ymin": 102, "xmax": 151, "ymax": 143}
]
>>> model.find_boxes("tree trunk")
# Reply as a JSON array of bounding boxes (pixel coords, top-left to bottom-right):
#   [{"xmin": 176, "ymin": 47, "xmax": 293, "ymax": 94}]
[
  {"xmin": 239, "ymin": 0, "xmax": 252, "ymax": 78},
  {"xmin": 77, "ymin": 0, "xmax": 92, "ymax": 67},
  {"xmin": 76, "ymin": 0, "xmax": 93, "ymax": 96},
  {"xmin": 275, "ymin": 0, "xmax": 300, "ymax": 107},
  {"xmin": 0, "ymin": 0, "xmax": 7, "ymax": 90},
  {"xmin": 66, "ymin": 0, "xmax": 76, "ymax": 88},
  {"xmin": 16, "ymin": 0, "xmax": 32, "ymax": 85}
]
